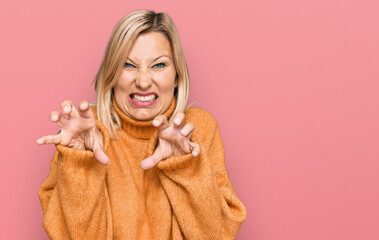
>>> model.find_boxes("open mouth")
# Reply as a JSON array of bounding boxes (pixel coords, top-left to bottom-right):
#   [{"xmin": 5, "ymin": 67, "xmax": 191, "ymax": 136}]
[{"xmin": 129, "ymin": 93, "xmax": 158, "ymax": 102}]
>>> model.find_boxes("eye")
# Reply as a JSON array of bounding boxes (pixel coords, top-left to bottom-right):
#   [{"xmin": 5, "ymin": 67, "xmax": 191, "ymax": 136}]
[
  {"xmin": 153, "ymin": 62, "xmax": 166, "ymax": 69},
  {"xmin": 124, "ymin": 62, "xmax": 135, "ymax": 68}
]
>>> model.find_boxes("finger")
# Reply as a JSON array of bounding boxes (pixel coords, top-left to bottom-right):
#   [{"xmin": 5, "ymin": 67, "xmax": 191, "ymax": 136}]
[
  {"xmin": 180, "ymin": 122, "xmax": 195, "ymax": 137},
  {"xmin": 61, "ymin": 100, "xmax": 79, "ymax": 119},
  {"xmin": 49, "ymin": 110, "xmax": 68, "ymax": 128},
  {"xmin": 152, "ymin": 115, "xmax": 169, "ymax": 130},
  {"xmin": 174, "ymin": 136, "xmax": 192, "ymax": 154},
  {"xmin": 190, "ymin": 142, "xmax": 201, "ymax": 157},
  {"xmin": 77, "ymin": 101, "xmax": 95, "ymax": 119},
  {"xmin": 172, "ymin": 112, "xmax": 185, "ymax": 129},
  {"xmin": 93, "ymin": 141, "xmax": 110, "ymax": 165},
  {"xmin": 140, "ymin": 149, "xmax": 162, "ymax": 170},
  {"xmin": 36, "ymin": 134, "xmax": 62, "ymax": 145}
]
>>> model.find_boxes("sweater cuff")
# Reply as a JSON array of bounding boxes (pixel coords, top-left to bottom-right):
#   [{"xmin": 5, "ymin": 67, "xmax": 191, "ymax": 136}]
[
  {"xmin": 55, "ymin": 120, "xmax": 110, "ymax": 167},
  {"xmin": 157, "ymin": 151, "xmax": 199, "ymax": 171}
]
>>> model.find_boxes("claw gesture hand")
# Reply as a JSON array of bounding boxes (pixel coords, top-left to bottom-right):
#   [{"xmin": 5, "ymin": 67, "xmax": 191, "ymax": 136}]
[
  {"xmin": 140, "ymin": 112, "xmax": 200, "ymax": 170},
  {"xmin": 36, "ymin": 100, "xmax": 110, "ymax": 165}
]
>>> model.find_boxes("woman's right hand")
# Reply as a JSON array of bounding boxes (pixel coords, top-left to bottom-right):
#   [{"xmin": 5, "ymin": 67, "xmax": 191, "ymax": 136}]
[{"xmin": 36, "ymin": 100, "xmax": 110, "ymax": 165}]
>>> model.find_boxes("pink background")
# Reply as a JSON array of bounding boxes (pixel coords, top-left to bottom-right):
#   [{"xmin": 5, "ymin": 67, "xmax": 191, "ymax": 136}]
[{"xmin": 1, "ymin": 0, "xmax": 378, "ymax": 239}]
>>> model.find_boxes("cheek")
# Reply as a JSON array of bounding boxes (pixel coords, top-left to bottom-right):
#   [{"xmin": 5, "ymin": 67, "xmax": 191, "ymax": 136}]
[
  {"xmin": 115, "ymin": 73, "xmax": 134, "ymax": 92},
  {"xmin": 156, "ymin": 69, "xmax": 177, "ymax": 90}
]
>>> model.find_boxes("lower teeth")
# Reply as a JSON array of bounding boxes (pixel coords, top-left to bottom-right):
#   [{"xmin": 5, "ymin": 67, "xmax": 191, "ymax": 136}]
[{"xmin": 133, "ymin": 98, "xmax": 155, "ymax": 102}]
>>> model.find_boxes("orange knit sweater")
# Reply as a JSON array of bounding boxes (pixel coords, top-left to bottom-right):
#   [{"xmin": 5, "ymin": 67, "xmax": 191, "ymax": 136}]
[{"xmin": 38, "ymin": 96, "xmax": 247, "ymax": 240}]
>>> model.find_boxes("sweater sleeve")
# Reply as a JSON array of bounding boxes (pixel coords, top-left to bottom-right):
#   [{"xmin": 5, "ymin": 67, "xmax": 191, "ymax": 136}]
[
  {"xmin": 155, "ymin": 109, "xmax": 247, "ymax": 240},
  {"xmin": 38, "ymin": 120, "xmax": 113, "ymax": 240}
]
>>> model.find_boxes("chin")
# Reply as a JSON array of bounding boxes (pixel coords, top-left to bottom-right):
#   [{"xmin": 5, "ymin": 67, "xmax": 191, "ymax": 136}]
[{"xmin": 132, "ymin": 112, "xmax": 155, "ymax": 121}]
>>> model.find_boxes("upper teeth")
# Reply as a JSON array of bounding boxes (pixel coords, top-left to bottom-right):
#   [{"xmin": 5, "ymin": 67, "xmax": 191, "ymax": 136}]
[{"xmin": 132, "ymin": 94, "xmax": 156, "ymax": 102}]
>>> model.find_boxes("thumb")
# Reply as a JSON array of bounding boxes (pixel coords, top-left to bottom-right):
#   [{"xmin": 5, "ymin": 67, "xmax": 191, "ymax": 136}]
[
  {"xmin": 93, "ymin": 141, "xmax": 110, "ymax": 165},
  {"xmin": 140, "ymin": 149, "xmax": 162, "ymax": 170}
]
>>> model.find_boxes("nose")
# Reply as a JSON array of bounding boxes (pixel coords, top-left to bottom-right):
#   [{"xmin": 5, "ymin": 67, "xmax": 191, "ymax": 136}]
[{"xmin": 136, "ymin": 69, "xmax": 152, "ymax": 89}]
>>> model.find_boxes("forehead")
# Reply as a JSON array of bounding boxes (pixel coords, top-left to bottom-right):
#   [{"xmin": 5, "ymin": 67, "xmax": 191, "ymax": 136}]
[{"xmin": 127, "ymin": 32, "xmax": 172, "ymax": 61}]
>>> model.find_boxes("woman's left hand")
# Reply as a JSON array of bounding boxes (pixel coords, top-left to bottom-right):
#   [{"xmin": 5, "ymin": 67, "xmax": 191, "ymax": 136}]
[{"xmin": 140, "ymin": 112, "xmax": 200, "ymax": 170}]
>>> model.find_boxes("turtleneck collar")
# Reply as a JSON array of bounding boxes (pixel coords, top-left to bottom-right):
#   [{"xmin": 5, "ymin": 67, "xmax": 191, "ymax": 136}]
[{"xmin": 112, "ymin": 96, "xmax": 177, "ymax": 140}]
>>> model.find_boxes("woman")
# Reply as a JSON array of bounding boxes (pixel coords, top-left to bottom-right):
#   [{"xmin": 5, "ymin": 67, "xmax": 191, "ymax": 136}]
[{"xmin": 37, "ymin": 9, "xmax": 247, "ymax": 239}]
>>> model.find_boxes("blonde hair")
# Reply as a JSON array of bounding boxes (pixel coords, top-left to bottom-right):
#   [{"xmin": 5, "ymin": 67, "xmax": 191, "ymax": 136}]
[{"xmin": 92, "ymin": 9, "xmax": 196, "ymax": 140}]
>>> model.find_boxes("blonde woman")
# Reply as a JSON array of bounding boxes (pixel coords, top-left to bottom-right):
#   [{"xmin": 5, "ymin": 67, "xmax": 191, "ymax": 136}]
[{"xmin": 37, "ymin": 9, "xmax": 247, "ymax": 239}]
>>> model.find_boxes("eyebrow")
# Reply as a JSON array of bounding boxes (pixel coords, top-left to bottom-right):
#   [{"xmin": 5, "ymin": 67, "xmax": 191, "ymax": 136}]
[{"xmin": 127, "ymin": 55, "xmax": 171, "ymax": 64}]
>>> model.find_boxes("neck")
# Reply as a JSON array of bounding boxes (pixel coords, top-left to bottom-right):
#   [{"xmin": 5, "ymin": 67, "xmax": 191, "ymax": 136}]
[{"xmin": 112, "ymin": 96, "xmax": 176, "ymax": 139}]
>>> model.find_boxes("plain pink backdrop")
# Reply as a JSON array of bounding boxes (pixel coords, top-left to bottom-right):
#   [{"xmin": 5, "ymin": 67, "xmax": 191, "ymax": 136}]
[{"xmin": 1, "ymin": 0, "xmax": 378, "ymax": 239}]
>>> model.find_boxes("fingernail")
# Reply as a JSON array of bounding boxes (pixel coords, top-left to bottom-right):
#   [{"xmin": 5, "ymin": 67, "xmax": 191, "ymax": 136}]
[
  {"xmin": 63, "ymin": 106, "xmax": 70, "ymax": 113},
  {"xmin": 181, "ymin": 129, "xmax": 188, "ymax": 135},
  {"xmin": 51, "ymin": 114, "xmax": 58, "ymax": 120},
  {"xmin": 192, "ymin": 151, "xmax": 199, "ymax": 157},
  {"xmin": 153, "ymin": 120, "xmax": 159, "ymax": 126},
  {"xmin": 174, "ymin": 118, "xmax": 180, "ymax": 124},
  {"xmin": 36, "ymin": 138, "xmax": 43, "ymax": 144}
]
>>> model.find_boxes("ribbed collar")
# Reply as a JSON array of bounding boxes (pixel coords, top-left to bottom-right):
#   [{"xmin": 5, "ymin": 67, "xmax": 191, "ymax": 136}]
[{"xmin": 112, "ymin": 96, "xmax": 176, "ymax": 140}]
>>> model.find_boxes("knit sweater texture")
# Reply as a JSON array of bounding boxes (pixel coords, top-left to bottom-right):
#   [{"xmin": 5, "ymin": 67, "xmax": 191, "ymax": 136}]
[{"xmin": 38, "ymin": 96, "xmax": 247, "ymax": 240}]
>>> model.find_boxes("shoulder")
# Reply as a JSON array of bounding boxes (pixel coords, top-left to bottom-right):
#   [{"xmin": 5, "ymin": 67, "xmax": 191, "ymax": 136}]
[
  {"xmin": 184, "ymin": 107, "xmax": 219, "ymax": 142},
  {"xmin": 185, "ymin": 107, "xmax": 218, "ymax": 126}
]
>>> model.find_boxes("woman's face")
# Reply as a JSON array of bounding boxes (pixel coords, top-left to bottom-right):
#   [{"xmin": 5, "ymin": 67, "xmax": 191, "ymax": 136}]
[{"xmin": 114, "ymin": 31, "xmax": 177, "ymax": 121}]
